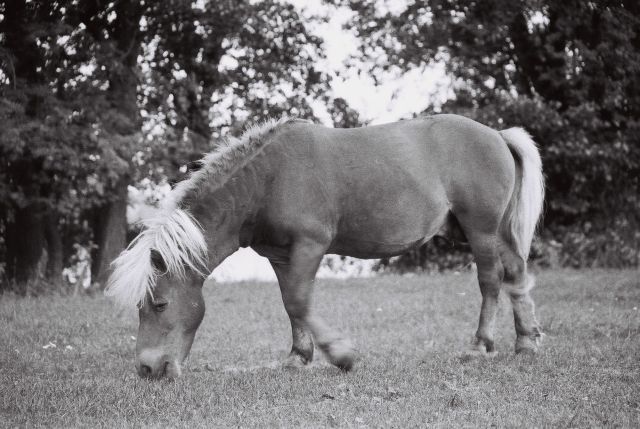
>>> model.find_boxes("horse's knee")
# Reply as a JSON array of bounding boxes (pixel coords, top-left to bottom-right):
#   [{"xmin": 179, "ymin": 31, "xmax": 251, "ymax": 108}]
[
  {"xmin": 505, "ymin": 273, "xmax": 535, "ymax": 298},
  {"xmin": 500, "ymin": 251, "xmax": 534, "ymax": 297},
  {"xmin": 471, "ymin": 238, "xmax": 504, "ymax": 288},
  {"xmin": 477, "ymin": 262, "xmax": 504, "ymax": 297},
  {"xmin": 500, "ymin": 247, "xmax": 525, "ymax": 282},
  {"xmin": 504, "ymin": 259, "xmax": 524, "ymax": 284}
]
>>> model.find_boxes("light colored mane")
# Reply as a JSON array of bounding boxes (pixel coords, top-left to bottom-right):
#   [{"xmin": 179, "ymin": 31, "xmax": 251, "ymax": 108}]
[
  {"xmin": 164, "ymin": 116, "xmax": 298, "ymax": 209},
  {"xmin": 105, "ymin": 116, "xmax": 297, "ymax": 307}
]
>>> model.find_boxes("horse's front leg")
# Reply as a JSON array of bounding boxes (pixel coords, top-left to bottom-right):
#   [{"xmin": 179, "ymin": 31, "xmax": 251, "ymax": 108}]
[
  {"xmin": 271, "ymin": 261, "xmax": 315, "ymax": 368},
  {"xmin": 270, "ymin": 239, "xmax": 357, "ymax": 370}
]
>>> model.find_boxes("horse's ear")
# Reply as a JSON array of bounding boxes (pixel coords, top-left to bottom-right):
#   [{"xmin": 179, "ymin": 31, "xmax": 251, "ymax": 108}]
[{"xmin": 150, "ymin": 249, "xmax": 167, "ymax": 272}]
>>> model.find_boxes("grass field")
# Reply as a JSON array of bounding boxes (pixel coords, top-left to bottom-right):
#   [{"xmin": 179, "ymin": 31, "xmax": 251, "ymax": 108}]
[{"xmin": 1, "ymin": 269, "xmax": 639, "ymax": 427}]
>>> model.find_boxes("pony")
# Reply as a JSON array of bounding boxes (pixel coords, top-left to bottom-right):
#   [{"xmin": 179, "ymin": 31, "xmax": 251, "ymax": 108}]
[{"xmin": 106, "ymin": 114, "xmax": 544, "ymax": 379}]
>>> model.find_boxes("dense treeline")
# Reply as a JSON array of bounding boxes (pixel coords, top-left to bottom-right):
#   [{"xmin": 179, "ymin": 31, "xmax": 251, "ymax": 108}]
[{"xmin": 1, "ymin": 1, "xmax": 638, "ymax": 294}]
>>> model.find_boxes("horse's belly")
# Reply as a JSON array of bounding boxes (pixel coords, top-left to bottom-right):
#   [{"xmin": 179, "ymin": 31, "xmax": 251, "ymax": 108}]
[
  {"xmin": 329, "ymin": 234, "xmax": 434, "ymax": 259},
  {"xmin": 331, "ymin": 200, "xmax": 449, "ymax": 259}
]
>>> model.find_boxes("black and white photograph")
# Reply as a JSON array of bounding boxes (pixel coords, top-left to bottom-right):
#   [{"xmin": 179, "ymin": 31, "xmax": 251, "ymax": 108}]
[{"xmin": 1, "ymin": 0, "xmax": 638, "ymax": 426}]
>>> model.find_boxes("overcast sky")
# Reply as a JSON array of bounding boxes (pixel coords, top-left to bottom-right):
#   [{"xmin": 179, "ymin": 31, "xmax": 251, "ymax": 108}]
[{"xmin": 287, "ymin": 0, "xmax": 450, "ymax": 125}]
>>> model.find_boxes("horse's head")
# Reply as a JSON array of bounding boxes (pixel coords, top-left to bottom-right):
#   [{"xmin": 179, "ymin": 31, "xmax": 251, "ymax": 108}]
[
  {"xmin": 105, "ymin": 209, "xmax": 210, "ymax": 380},
  {"xmin": 135, "ymin": 270, "xmax": 205, "ymax": 379}
]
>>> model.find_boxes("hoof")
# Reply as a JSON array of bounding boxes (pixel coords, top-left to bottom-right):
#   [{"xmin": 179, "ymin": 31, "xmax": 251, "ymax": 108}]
[
  {"xmin": 283, "ymin": 352, "xmax": 311, "ymax": 369},
  {"xmin": 332, "ymin": 354, "xmax": 356, "ymax": 372},
  {"xmin": 467, "ymin": 337, "xmax": 496, "ymax": 355},
  {"xmin": 321, "ymin": 339, "xmax": 357, "ymax": 371},
  {"xmin": 515, "ymin": 334, "xmax": 542, "ymax": 355}
]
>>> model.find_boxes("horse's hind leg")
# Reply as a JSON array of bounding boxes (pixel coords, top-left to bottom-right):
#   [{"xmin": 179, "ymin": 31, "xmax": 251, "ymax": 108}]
[
  {"xmin": 500, "ymin": 245, "xmax": 543, "ymax": 354},
  {"xmin": 464, "ymin": 230, "xmax": 504, "ymax": 355},
  {"xmin": 270, "ymin": 238, "xmax": 356, "ymax": 370}
]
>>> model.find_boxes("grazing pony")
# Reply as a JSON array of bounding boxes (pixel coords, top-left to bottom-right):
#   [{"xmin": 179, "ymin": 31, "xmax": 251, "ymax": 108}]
[{"xmin": 107, "ymin": 114, "xmax": 544, "ymax": 379}]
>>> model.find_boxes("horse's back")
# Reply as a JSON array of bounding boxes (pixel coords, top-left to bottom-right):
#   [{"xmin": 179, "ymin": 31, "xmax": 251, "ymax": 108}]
[{"xmin": 277, "ymin": 114, "xmax": 515, "ymax": 211}]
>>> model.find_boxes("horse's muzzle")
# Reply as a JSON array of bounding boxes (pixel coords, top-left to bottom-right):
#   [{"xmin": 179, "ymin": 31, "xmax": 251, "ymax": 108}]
[{"xmin": 136, "ymin": 349, "xmax": 182, "ymax": 379}]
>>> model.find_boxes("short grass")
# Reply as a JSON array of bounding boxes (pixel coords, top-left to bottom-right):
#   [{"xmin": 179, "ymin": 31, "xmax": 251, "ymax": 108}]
[{"xmin": 1, "ymin": 269, "xmax": 639, "ymax": 428}]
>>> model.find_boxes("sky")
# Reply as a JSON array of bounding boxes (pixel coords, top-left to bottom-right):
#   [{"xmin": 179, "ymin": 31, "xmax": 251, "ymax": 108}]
[
  {"xmin": 211, "ymin": 0, "xmax": 452, "ymax": 282},
  {"xmin": 288, "ymin": 0, "xmax": 450, "ymax": 125}
]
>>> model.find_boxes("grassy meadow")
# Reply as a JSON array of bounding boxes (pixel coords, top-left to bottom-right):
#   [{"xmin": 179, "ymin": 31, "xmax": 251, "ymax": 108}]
[{"xmin": 1, "ymin": 269, "xmax": 639, "ymax": 427}]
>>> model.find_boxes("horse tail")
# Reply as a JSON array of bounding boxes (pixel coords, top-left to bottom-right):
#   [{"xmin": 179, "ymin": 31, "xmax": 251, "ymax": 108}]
[{"xmin": 499, "ymin": 128, "xmax": 545, "ymax": 261}]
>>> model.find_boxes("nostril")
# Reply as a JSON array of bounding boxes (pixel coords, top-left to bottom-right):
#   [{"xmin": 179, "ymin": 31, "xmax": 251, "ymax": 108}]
[
  {"xmin": 139, "ymin": 364, "xmax": 152, "ymax": 378},
  {"xmin": 160, "ymin": 361, "xmax": 170, "ymax": 377}
]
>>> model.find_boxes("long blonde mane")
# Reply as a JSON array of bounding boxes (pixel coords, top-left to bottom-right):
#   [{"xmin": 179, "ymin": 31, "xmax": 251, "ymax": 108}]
[{"xmin": 105, "ymin": 116, "xmax": 297, "ymax": 307}]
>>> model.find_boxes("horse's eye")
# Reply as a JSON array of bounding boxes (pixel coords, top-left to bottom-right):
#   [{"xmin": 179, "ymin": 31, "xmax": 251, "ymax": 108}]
[{"xmin": 154, "ymin": 301, "xmax": 168, "ymax": 312}]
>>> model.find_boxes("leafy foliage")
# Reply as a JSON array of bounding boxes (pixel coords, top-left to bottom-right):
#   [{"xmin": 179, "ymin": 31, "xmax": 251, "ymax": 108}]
[{"xmin": 139, "ymin": 0, "xmax": 330, "ymax": 180}]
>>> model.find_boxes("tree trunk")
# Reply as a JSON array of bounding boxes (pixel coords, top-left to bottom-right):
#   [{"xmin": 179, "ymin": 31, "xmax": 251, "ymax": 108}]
[
  {"xmin": 89, "ymin": 0, "xmax": 143, "ymax": 288},
  {"xmin": 4, "ymin": 207, "xmax": 46, "ymax": 294},
  {"xmin": 91, "ymin": 179, "xmax": 128, "ymax": 287},
  {"xmin": 44, "ymin": 214, "xmax": 64, "ymax": 288}
]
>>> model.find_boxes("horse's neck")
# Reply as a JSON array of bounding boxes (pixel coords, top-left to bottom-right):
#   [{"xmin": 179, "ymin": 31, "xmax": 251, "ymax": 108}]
[{"xmin": 185, "ymin": 162, "xmax": 267, "ymax": 271}]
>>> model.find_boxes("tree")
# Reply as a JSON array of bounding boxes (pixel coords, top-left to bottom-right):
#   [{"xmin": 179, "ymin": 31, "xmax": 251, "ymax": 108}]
[
  {"xmin": 1, "ymin": 0, "xmax": 337, "ymax": 293},
  {"xmin": 340, "ymin": 0, "xmax": 640, "ymax": 267}
]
